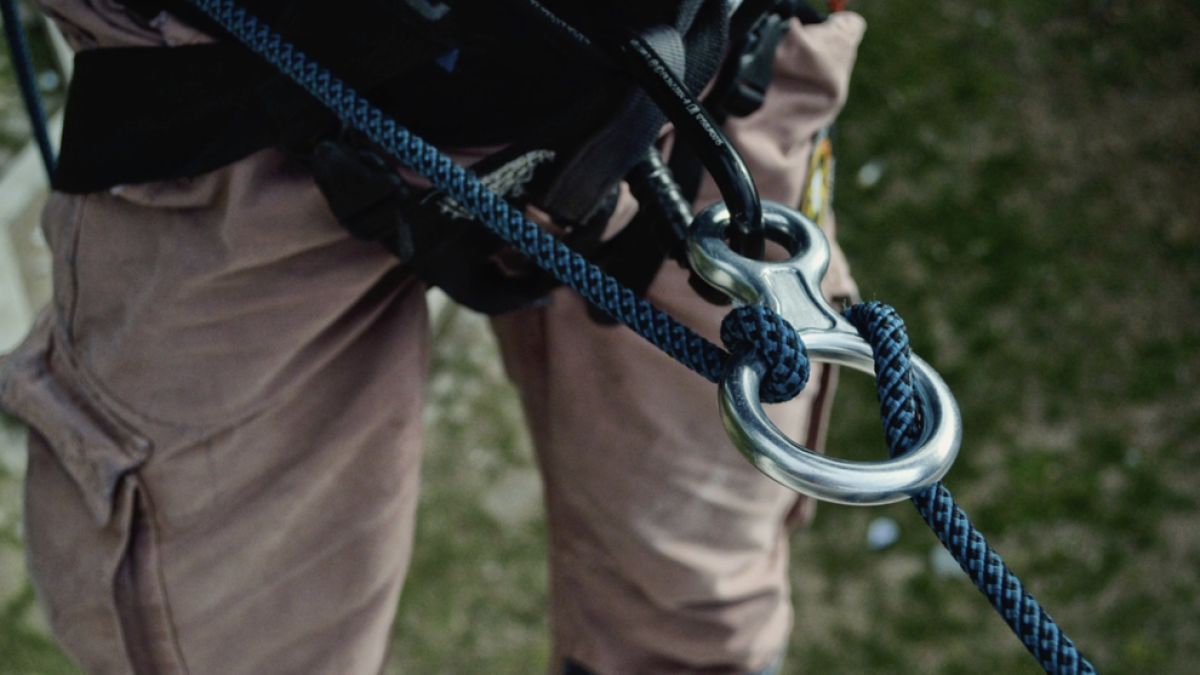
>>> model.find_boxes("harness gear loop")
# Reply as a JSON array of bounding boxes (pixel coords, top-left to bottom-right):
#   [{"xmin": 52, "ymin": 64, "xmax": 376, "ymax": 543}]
[{"xmin": 688, "ymin": 201, "xmax": 963, "ymax": 505}]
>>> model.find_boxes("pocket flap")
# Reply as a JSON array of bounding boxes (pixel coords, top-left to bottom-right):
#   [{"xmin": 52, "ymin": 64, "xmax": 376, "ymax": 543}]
[{"xmin": 0, "ymin": 315, "xmax": 150, "ymax": 525}]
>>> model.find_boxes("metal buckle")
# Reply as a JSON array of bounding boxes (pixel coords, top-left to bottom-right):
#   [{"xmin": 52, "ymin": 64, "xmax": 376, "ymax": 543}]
[{"xmin": 688, "ymin": 201, "xmax": 963, "ymax": 505}]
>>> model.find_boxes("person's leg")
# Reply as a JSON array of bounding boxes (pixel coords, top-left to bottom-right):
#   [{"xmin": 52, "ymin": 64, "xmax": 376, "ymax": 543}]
[
  {"xmin": 1, "ymin": 149, "xmax": 430, "ymax": 675},
  {"xmin": 491, "ymin": 14, "xmax": 866, "ymax": 674},
  {"xmin": 492, "ymin": 265, "xmax": 830, "ymax": 675}
]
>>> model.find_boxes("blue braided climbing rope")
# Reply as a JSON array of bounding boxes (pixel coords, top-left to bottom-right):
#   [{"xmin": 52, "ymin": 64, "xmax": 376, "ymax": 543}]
[
  {"xmin": 182, "ymin": 0, "xmax": 809, "ymax": 405},
  {"xmin": 1, "ymin": 0, "xmax": 56, "ymax": 179},
  {"xmin": 181, "ymin": 1, "xmax": 1092, "ymax": 671},
  {"xmin": 846, "ymin": 302, "xmax": 1097, "ymax": 675}
]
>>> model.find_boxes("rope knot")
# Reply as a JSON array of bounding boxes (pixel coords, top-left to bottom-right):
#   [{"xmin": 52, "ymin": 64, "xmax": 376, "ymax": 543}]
[{"xmin": 720, "ymin": 305, "xmax": 809, "ymax": 403}]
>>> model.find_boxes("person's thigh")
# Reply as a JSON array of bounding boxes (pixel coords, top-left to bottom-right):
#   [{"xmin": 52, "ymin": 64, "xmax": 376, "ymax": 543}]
[
  {"xmin": 2, "ymin": 150, "xmax": 430, "ymax": 675},
  {"xmin": 490, "ymin": 14, "xmax": 865, "ymax": 674},
  {"xmin": 492, "ymin": 262, "xmax": 834, "ymax": 675}
]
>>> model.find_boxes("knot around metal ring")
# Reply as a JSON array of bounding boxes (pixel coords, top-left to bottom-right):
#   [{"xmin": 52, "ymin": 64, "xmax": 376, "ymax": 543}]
[{"xmin": 720, "ymin": 305, "xmax": 809, "ymax": 403}]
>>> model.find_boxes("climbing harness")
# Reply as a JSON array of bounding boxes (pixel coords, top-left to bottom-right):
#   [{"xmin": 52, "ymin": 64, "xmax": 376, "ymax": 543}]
[
  {"xmin": 4, "ymin": 0, "xmax": 1097, "ymax": 670},
  {"xmin": 44, "ymin": 0, "xmax": 739, "ymax": 314},
  {"xmin": 170, "ymin": 1, "xmax": 1098, "ymax": 670}
]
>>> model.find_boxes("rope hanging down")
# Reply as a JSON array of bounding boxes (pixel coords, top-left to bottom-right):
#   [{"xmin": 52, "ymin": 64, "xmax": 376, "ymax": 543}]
[
  {"xmin": 846, "ymin": 302, "xmax": 1097, "ymax": 675},
  {"xmin": 1, "ymin": 0, "xmax": 57, "ymax": 179},
  {"xmin": 182, "ymin": 0, "xmax": 809, "ymax": 405}
]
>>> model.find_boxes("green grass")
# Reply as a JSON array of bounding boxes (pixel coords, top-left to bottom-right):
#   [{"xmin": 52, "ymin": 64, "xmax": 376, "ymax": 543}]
[
  {"xmin": 786, "ymin": 1, "xmax": 1200, "ymax": 673},
  {"xmin": 387, "ymin": 306, "xmax": 551, "ymax": 674},
  {"xmin": 2, "ymin": 0, "xmax": 1199, "ymax": 673}
]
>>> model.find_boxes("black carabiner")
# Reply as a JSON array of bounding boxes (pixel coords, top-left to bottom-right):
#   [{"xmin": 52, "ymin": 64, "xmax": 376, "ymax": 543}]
[
  {"xmin": 615, "ymin": 31, "xmax": 765, "ymax": 260},
  {"xmin": 510, "ymin": 0, "xmax": 767, "ymax": 260}
]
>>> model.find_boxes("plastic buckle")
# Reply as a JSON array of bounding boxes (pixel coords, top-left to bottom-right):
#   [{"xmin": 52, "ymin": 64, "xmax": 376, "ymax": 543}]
[
  {"xmin": 687, "ymin": 201, "xmax": 963, "ymax": 505},
  {"xmin": 724, "ymin": 10, "xmax": 792, "ymax": 118}
]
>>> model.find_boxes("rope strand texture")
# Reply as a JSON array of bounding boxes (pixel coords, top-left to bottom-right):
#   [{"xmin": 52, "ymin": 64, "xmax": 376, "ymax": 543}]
[
  {"xmin": 846, "ymin": 301, "xmax": 1097, "ymax": 675},
  {"xmin": 183, "ymin": 0, "xmax": 808, "ymax": 404},
  {"xmin": 721, "ymin": 305, "xmax": 809, "ymax": 402}
]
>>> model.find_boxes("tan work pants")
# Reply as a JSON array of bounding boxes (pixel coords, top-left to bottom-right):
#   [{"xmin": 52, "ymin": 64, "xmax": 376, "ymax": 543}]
[{"xmin": 0, "ymin": 4, "xmax": 864, "ymax": 674}]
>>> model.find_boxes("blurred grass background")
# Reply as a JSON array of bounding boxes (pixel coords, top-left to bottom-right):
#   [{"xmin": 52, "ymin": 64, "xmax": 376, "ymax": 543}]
[{"xmin": 2, "ymin": 0, "xmax": 1198, "ymax": 673}]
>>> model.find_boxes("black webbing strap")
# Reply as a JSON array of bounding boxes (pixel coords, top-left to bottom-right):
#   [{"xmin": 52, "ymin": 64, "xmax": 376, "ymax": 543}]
[
  {"xmin": 118, "ymin": 0, "xmax": 459, "ymax": 91},
  {"xmin": 51, "ymin": 32, "xmax": 607, "ymax": 192},
  {"xmin": 53, "ymin": 44, "xmax": 327, "ymax": 193},
  {"xmin": 50, "ymin": 0, "xmax": 623, "ymax": 193},
  {"xmin": 537, "ymin": 0, "xmax": 729, "ymax": 225},
  {"xmin": 583, "ymin": 1, "xmax": 831, "ymax": 325},
  {"xmin": 52, "ymin": 0, "xmax": 458, "ymax": 193}
]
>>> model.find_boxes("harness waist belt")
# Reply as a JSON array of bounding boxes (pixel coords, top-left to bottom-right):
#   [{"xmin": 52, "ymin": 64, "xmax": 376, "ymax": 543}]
[{"xmin": 54, "ymin": 44, "xmax": 319, "ymax": 192}]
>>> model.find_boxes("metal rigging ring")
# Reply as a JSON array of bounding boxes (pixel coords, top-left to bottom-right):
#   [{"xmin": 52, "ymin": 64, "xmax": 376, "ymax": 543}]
[{"xmin": 688, "ymin": 201, "xmax": 963, "ymax": 505}]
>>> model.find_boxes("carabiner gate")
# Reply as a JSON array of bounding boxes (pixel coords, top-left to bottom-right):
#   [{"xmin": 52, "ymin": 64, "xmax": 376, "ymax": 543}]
[{"xmin": 688, "ymin": 201, "xmax": 963, "ymax": 505}]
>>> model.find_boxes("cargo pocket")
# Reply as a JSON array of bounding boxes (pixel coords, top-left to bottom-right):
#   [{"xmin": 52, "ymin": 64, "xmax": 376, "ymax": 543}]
[
  {"xmin": 0, "ymin": 313, "xmax": 167, "ymax": 674},
  {"xmin": 0, "ymin": 313, "xmax": 149, "ymax": 526}
]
